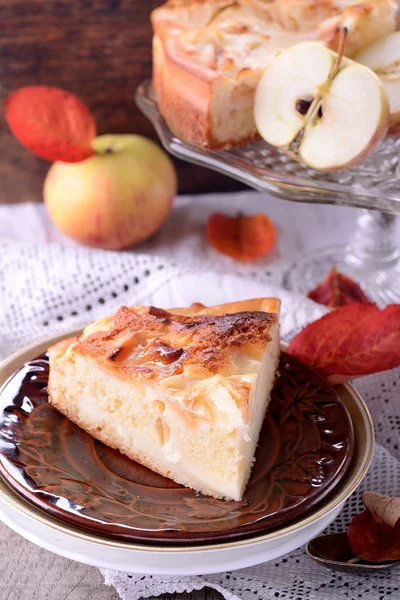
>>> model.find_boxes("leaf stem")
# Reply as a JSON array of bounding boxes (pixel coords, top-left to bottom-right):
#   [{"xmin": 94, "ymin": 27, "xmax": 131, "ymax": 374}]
[{"xmin": 347, "ymin": 556, "xmax": 363, "ymax": 564}]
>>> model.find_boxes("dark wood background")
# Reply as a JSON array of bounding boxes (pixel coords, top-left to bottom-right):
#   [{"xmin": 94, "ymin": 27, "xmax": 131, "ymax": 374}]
[{"xmin": 0, "ymin": 0, "xmax": 244, "ymax": 204}]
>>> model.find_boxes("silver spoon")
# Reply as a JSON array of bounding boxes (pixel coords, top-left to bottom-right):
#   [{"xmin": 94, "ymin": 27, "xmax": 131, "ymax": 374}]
[{"xmin": 306, "ymin": 532, "xmax": 400, "ymax": 574}]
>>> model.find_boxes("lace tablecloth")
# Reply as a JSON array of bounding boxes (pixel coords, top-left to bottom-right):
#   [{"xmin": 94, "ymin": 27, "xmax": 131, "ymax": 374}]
[{"xmin": 0, "ymin": 193, "xmax": 399, "ymax": 600}]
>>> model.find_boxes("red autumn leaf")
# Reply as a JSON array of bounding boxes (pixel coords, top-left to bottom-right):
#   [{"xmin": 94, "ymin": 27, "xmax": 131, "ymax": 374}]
[
  {"xmin": 287, "ymin": 303, "xmax": 400, "ymax": 384},
  {"xmin": 348, "ymin": 511, "xmax": 400, "ymax": 562},
  {"xmin": 206, "ymin": 212, "xmax": 276, "ymax": 261},
  {"xmin": 5, "ymin": 86, "xmax": 96, "ymax": 163},
  {"xmin": 348, "ymin": 492, "xmax": 400, "ymax": 563},
  {"xmin": 308, "ymin": 267, "xmax": 370, "ymax": 308}
]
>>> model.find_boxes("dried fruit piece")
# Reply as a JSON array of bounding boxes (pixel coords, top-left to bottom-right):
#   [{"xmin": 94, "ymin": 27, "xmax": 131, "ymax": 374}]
[
  {"xmin": 5, "ymin": 86, "xmax": 96, "ymax": 163},
  {"xmin": 308, "ymin": 267, "xmax": 370, "ymax": 308},
  {"xmin": 348, "ymin": 492, "xmax": 400, "ymax": 563},
  {"xmin": 206, "ymin": 213, "xmax": 276, "ymax": 261},
  {"xmin": 287, "ymin": 303, "xmax": 400, "ymax": 384}
]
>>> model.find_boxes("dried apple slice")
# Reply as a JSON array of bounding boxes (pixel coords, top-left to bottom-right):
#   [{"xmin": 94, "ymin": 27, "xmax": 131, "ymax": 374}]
[
  {"xmin": 206, "ymin": 212, "xmax": 276, "ymax": 261},
  {"xmin": 355, "ymin": 32, "xmax": 400, "ymax": 134},
  {"xmin": 254, "ymin": 41, "xmax": 390, "ymax": 171}
]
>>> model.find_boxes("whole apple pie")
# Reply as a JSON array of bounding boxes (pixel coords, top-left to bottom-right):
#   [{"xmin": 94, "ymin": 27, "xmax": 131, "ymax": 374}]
[{"xmin": 151, "ymin": 0, "xmax": 397, "ymax": 149}]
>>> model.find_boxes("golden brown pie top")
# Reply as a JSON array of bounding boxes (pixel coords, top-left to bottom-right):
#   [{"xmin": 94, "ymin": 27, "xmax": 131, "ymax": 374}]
[{"xmin": 70, "ymin": 304, "xmax": 278, "ymax": 381}]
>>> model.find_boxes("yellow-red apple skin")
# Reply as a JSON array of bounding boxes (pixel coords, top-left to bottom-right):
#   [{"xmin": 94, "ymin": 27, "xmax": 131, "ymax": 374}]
[{"xmin": 44, "ymin": 135, "xmax": 177, "ymax": 250}]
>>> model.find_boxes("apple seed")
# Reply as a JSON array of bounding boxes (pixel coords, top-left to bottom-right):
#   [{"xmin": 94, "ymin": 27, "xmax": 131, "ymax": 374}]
[
  {"xmin": 295, "ymin": 99, "xmax": 312, "ymax": 116},
  {"xmin": 296, "ymin": 99, "xmax": 324, "ymax": 119}
]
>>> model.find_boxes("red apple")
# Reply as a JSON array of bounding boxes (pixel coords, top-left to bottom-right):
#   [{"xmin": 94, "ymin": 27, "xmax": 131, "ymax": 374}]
[{"xmin": 44, "ymin": 134, "xmax": 177, "ymax": 250}]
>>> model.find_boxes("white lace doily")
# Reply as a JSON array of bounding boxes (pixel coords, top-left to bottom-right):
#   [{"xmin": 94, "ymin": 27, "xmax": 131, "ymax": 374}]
[
  {"xmin": 0, "ymin": 240, "xmax": 315, "ymax": 355},
  {"xmin": 1, "ymin": 240, "xmax": 399, "ymax": 600}
]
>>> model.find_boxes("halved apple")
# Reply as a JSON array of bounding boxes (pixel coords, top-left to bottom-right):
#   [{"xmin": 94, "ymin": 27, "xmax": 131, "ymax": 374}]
[
  {"xmin": 355, "ymin": 32, "xmax": 400, "ymax": 134},
  {"xmin": 254, "ymin": 41, "xmax": 390, "ymax": 171}
]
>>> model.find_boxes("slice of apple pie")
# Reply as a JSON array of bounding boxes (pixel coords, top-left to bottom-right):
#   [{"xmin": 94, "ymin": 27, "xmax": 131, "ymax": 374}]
[{"xmin": 48, "ymin": 298, "xmax": 280, "ymax": 500}]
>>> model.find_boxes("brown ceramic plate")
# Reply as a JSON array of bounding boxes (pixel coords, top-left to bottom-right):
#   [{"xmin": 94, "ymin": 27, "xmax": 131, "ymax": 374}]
[{"xmin": 0, "ymin": 347, "xmax": 354, "ymax": 545}]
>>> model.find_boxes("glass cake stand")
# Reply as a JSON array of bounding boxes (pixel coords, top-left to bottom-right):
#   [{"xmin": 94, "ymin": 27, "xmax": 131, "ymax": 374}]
[{"xmin": 136, "ymin": 79, "xmax": 400, "ymax": 305}]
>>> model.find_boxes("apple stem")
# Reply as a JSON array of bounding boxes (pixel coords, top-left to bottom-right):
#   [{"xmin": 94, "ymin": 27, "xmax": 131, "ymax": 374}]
[
  {"xmin": 289, "ymin": 92, "xmax": 323, "ymax": 155},
  {"xmin": 329, "ymin": 27, "xmax": 348, "ymax": 82}
]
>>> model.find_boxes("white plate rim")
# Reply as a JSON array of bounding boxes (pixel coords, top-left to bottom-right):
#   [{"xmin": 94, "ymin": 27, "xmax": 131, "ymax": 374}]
[{"xmin": 0, "ymin": 492, "xmax": 344, "ymax": 574}]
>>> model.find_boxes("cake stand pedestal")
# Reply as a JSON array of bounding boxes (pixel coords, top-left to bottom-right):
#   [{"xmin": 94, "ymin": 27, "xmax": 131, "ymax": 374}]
[{"xmin": 284, "ymin": 211, "xmax": 400, "ymax": 305}]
